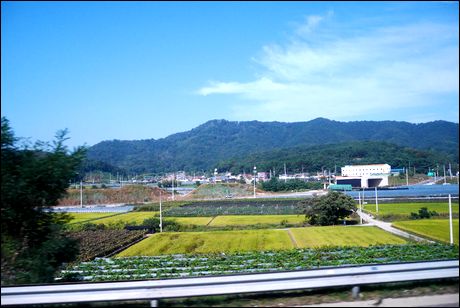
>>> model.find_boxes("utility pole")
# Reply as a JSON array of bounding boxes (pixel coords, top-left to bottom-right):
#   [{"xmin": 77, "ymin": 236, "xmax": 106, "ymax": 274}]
[
  {"xmin": 159, "ymin": 190, "xmax": 163, "ymax": 233},
  {"xmin": 443, "ymin": 165, "xmax": 447, "ymax": 184},
  {"xmin": 375, "ymin": 187, "xmax": 378, "ymax": 213},
  {"xmin": 406, "ymin": 167, "xmax": 409, "ymax": 186},
  {"xmin": 80, "ymin": 180, "xmax": 83, "ymax": 208},
  {"xmin": 284, "ymin": 163, "xmax": 287, "ymax": 183},
  {"xmin": 358, "ymin": 192, "xmax": 362, "ymax": 224},
  {"xmin": 172, "ymin": 172, "xmax": 175, "ymax": 201},
  {"xmin": 253, "ymin": 166, "xmax": 257, "ymax": 198},
  {"xmin": 448, "ymin": 194, "xmax": 453, "ymax": 245}
]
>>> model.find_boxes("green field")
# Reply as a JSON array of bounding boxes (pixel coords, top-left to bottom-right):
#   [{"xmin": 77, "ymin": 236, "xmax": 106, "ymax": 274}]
[
  {"xmin": 117, "ymin": 229, "xmax": 293, "ymax": 256},
  {"xmin": 392, "ymin": 219, "xmax": 459, "ymax": 245},
  {"xmin": 172, "ymin": 217, "xmax": 213, "ymax": 226},
  {"xmin": 290, "ymin": 226, "xmax": 407, "ymax": 248},
  {"xmin": 363, "ymin": 202, "xmax": 459, "ymax": 220},
  {"xmin": 69, "ymin": 213, "xmax": 302, "ymax": 227},
  {"xmin": 209, "ymin": 215, "xmax": 305, "ymax": 226},
  {"xmin": 117, "ymin": 225, "xmax": 409, "ymax": 256},
  {"xmin": 68, "ymin": 212, "xmax": 122, "ymax": 224}
]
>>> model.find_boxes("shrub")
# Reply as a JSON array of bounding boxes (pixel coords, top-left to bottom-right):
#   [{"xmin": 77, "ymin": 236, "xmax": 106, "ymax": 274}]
[{"xmin": 410, "ymin": 207, "xmax": 439, "ymax": 219}]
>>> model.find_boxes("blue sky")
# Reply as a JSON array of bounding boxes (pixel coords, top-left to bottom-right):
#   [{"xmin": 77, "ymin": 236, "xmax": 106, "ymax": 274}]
[{"xmin": 2, "ymin": 1, "xmax": 458, "ymax": 149}]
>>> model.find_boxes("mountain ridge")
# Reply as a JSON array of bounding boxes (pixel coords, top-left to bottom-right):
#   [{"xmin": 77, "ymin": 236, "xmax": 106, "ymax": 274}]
[{"xmin": 86, "ymin": 118, "xmax": 459, "ymax": 173}]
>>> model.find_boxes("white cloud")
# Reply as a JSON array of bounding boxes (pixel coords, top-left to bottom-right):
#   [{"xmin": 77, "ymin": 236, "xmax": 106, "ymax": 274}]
[{"xmin": 197, "ymin": 13, "xmax": 459, "ymax": 122}]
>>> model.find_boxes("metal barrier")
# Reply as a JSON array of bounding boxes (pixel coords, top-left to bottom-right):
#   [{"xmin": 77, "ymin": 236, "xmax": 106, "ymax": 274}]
[{"xmin": 2, "ymin": 260, "xmax": 458, "ymax": 306}]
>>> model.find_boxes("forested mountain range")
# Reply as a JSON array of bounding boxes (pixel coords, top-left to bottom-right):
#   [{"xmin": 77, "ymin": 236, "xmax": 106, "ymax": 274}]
[
  {"xmin": 85, "ymin": 118, "xmax": 459, "ymax": 174},
  {"xmin": 216, "ymin": 141, "xmax": 454, "ymax": 175}
]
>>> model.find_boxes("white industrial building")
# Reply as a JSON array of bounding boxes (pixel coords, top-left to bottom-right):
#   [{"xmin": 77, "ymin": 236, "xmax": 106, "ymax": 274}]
[{"xmin": 336, "ymin": 164, "xmax": 391, "ymax": 188}]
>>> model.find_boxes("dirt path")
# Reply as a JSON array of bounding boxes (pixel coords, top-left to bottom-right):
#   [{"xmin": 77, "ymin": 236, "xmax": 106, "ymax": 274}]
[{"xmin": 286, "ymin": 229, "xmax": 299, "ymax": 248}]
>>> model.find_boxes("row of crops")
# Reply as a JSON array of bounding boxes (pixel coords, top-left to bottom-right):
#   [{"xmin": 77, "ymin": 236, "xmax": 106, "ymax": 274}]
[
  {"xmin": 67, "ymin": 229, "xmax": 147, "ymax": 262},
  {"xmin": 162, "ymin": 199, "xmax": 304, "ymax": 216},
  {"xmin": 58, "ymin": 243, "xmax": 458, "ymax": 282}
]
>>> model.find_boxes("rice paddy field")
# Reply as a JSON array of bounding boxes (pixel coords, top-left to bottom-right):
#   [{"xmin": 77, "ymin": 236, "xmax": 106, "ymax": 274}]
[
  {"xmin": 68, "ymin": 212, "xmax": 305, "ymax": 228},
  {"xmin": 363, "ymin": 202, "xmax": 459, "ymax": 219},
  {"xmin": 208, "ymin": 215, "xmax": 305, "ymax": 226},
  {"xmin": 289, "ymin": 226, "xmax": 407, "ymax": 247},
  {"xmin": 117, "ymin": 226, "xmax": 408, "ymax": 256},
  {"xmin": 172, "ymin": 217, "xmax": 213, "ymax": 226},
  {"xmin": 117, "ymin": 229, "xmax": 293, "ymax": 256},
  {"xmin": 392, "ymin": 219, "xmax": 459, "ymax": 245},
  {"xmin": 86, "ymin": 212, "xmax": 159, "ymax": 225},
  {"xmin": 68, "ymin": 212, "xmax": 123, "ymax": 224}
]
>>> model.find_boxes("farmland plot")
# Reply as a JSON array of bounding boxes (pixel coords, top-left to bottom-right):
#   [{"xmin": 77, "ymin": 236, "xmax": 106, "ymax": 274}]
[
  {"xmin": 59, "ymin": 243, "xmax": 459, "ymax": 282},
  {"xmin": 209, "ymin": 215, "xmax": 305, "ymax": 226},
  {"xmin": 290, "ymin": 226, "xmax": 407, "ymax": 247},
  {"xmin": 392, "ymin": 219, "xmax": 459, "ymax": 244},
  {"xmin": 68, "ymin": 212, "xmax": 121, "ymax": 224},
  {"xmin": 117, "ymin": 229, "xmax": 294, "ymax": 256},
  {"xmin": 163, "ymin": 199, "xmax": 302, "ymax": 216},
  {"xmin": 363, "ymin": 202, "xmax": 459, "ymax": 221}
]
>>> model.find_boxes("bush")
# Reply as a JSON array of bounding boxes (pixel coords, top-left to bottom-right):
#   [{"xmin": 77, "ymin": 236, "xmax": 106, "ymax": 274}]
[
  {"xmin": 142, "ymin": 217, "xmax": 181, "ymax": 232},
  {"xmin": 410, "ymin": 207, "xmax": 439, "ymax": 220}
]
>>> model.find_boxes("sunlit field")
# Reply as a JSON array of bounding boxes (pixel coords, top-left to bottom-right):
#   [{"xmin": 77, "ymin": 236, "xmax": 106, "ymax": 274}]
[
  {"xmin": 68, "ymin": 212, "xmax": 121, "ymax": 224},
  {"xmin": 363, "ymin": 202, "xmax": 458, "ymax": 216},
  {"xmin": 290, "ymin": 226, "xmax": 408, "ymax": 248},
  {"xmin": 117, "ymin": 229, "xmax": 294, "ymax": 256},
  {"xmin": 392, "ymin": 219, "xmax": 459, "ymax": 245},
  {"xmin": 209, "ymin": 215, "xmax": 305, "ymax": 226}
]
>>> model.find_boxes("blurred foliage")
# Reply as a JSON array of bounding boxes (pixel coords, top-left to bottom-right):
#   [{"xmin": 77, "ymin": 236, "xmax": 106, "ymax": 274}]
[
  {"xmin": 1, "ymin": 117, "xmax": 86, "ymax": 285},
  {"xmin": 261, "ymin": 178, "xmax": 323, "ymax": 192}
]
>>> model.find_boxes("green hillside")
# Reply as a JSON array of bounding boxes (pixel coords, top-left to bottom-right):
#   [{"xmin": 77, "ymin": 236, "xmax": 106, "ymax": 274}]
[{"xmin": 85, "ymin": 118, "xmax": 458, "ymax": 174}]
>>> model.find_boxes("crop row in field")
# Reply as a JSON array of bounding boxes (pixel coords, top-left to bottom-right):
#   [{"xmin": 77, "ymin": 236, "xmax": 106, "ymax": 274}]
[
  {"xmin": 163, "ymin": 199, "xmax": 303, "ymax": 216},
  {"xmin": 67, "ymin": 229, "xmax": 147, "ymax": 262},
  {"xmin": 58, "ymin": 243, "xmax": 459, "ymax": 282},
  {"xmin": 363, "ymin": 202, "xmax": 458, "ymax": 216},
  {"xmin": 392, "ymin": 219, "xmax": 459, "ymax": 245},
  {"xmin": 68, "ymin": 212, "xmax": 306, "ymax": 228},
  {"xmin": 117, "ymin": 226, "xmax": 407, "ymax": 256}
]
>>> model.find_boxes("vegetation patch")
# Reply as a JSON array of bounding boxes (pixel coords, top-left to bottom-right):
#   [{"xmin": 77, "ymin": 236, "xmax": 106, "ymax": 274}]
[
  {"xmin": 67, "ymin": 212, "xmax": 122, "ymax": 224},
  {"xmin": 67, "ymin": 229, "xmax": 147, "ymax": 262},
  {"xmin": 290, "ymin": 226, "xmax": 407, "ymax": 248},
  {"xmin": 392, "ymin": 219, "xmax": 459, "ymax": 245},
  {"xmin": 59, "ymin": 243, "xmax": 459, "ymax": 282},
  {"xmin": 209, "ymin": 215, "xmax": 305, "ymax": 227},
  {"xmin": 90, "ymin": 212, "xmax": 159, "ymax": 226},
  {"xmin": 163, "ymin": 198, "xmax": 303, "ymax": 216},
  {"xmin": 173, "ymin": 217, "xmax": 214, "ymax": 226},
  {"xmin": 117, "ymin": 229, "xmax": 294, "ymax": 256},
  {"xmin": 364, "ymin": 202, "xmax": 459, "ymax": 221}
]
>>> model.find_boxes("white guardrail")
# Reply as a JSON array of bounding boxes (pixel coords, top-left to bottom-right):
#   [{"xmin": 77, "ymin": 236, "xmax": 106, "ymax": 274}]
[{"xmin": 1, "ymin": 260, "xmax": 458, "ymax": 306}]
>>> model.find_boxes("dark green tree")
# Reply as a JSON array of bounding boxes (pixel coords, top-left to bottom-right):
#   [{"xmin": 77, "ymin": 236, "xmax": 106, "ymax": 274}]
[
  {"xmin": 1, "ymin": 117, "xmax": 86, "ymax": 285},
  {"xmin": 299, "ymin": 191, "xmax": 357, "ymax": 226}
]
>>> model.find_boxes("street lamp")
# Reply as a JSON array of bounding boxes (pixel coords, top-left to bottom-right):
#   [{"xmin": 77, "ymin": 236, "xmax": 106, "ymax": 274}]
[{"xmin": 253, "ymin": 166, "xmax": 257, "ymax": 198}]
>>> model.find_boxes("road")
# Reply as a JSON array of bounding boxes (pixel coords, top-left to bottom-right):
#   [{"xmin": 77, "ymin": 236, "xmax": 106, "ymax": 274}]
[{"xmin": 356, "ymin": 210, "xmax": 434, "ymax": 242}]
